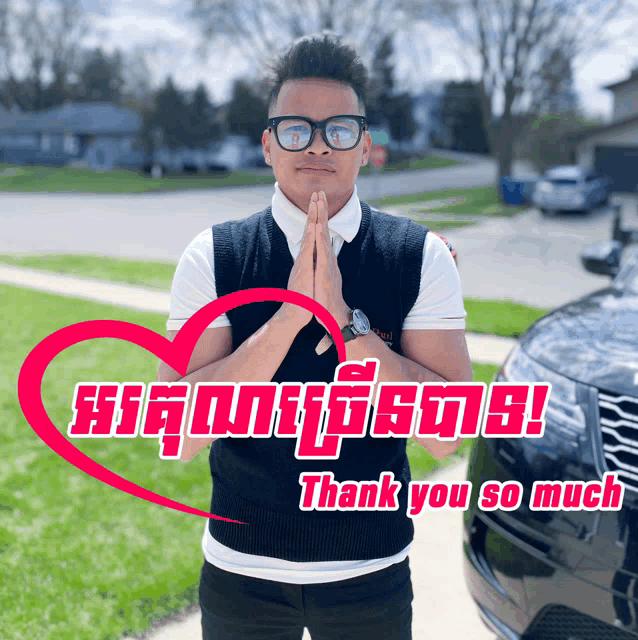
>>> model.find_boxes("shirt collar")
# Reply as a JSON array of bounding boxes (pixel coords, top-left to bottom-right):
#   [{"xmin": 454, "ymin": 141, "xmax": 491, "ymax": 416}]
[{"xmin": 271, "ymin": 182, "xmax": 361, "ymax": 246}]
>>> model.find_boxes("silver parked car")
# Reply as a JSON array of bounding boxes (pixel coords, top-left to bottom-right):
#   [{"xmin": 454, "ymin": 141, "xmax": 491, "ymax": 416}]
[{"xmin": 533, "ymin": 165, "xmax": 612, "ymax": 216}]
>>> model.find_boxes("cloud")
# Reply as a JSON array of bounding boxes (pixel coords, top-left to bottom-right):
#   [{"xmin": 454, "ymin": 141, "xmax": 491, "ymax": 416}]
[
  {"xmin": 106, "ymin": 15, "xmax": 188, "ymax": 40},
  {"xmin": 85, "ymin": 0, "xmax": 629, "ymax": 116}
]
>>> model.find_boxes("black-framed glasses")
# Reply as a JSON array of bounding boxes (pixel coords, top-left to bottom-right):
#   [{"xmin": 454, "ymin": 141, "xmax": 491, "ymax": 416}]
[{"xmin": 267, "ymin": 115, "xmax": 367, "ymax": 151}]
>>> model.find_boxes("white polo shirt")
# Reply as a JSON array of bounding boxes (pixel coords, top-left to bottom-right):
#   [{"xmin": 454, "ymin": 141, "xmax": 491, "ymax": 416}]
[{"xmin": 167, "ymin": 182, "xmax": 466, "ymax": 583}]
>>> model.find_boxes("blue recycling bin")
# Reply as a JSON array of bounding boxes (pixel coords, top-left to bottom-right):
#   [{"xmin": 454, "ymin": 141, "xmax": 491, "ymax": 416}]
[
  {"xmin": 500, "ymin": 177, "xmax": 538, "ymax": 205},
  {"xmin": 500, "ymin": 176, "xmax": 523, "ymax": 205}
]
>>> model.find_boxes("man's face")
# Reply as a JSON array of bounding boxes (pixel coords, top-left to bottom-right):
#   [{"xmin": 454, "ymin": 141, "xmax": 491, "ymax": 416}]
[{"xmin": 263, "ymin": 78, "xmax": 371, "ymax": 217}]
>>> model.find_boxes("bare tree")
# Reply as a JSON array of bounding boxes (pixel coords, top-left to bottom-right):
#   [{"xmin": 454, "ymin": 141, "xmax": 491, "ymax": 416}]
[
  {"xmin": 535, "ymin": 48, "xmax": 578, "ymax": 116},
  {"xmin": 432, "ymin": 0, "xmax": 635, "ymax": 195},
  {"xmin": 0, "ymin": 0, "xmax": 89, "ymax": 110},
  {"xmin": 119, "ymin": 46, "xmax": 155, "ymax": 109},
  {"xmin": 188, "ymin": 0, "xmax": 451, "ymax": 80},
  {"xmin": 0, "ymin": 0, "xmax": 19, "ymax": 108},
  {"xmin": 19, "ymin": 0, "xmax": 49, "ymax": 109},
  {"xmin": 47, "ymin": 0, "xmax": 90, "ymax": 97},
  {"xmin": 0, "ymin": 0, "xmax": 10, "ymax": 73}
]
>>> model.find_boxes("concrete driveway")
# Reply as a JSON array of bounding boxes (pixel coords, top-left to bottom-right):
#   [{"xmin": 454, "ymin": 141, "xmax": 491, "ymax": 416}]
[{"xmin": 442, "ymin": 196, "xmax": 637, "ymax": 308}]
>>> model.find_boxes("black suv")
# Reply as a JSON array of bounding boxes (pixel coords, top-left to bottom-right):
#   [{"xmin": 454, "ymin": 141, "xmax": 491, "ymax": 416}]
[{"xmin": 464, "ymin": 206, "xmax": 638, "ymax": 639}]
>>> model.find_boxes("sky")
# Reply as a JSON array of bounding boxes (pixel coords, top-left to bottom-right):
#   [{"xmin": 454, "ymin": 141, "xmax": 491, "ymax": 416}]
[{"xmin": 85, "ymin": 0, "xmax": 638, "ymax": 121}]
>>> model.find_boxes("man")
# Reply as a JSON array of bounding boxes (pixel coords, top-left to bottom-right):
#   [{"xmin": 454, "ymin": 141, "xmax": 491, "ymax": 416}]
[{"xmin": 158, "ymin": 33, "xmax": 472, "ymax": 640}]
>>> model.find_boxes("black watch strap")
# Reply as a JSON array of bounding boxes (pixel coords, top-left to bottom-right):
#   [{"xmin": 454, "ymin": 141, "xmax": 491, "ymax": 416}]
[
  {"xmin": 315, "ymin": 310, "xmax": 365, "ymax": 355},
  {"xmin": 342, "ymin": 324, "xmax": 358, "ymax": 342}
]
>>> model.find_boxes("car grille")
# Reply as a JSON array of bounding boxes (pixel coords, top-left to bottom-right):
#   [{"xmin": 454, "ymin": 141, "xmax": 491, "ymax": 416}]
[
  {"xmin": 599, "ymin": 390, "xmax": 638, "ymax": 494},
  {"xmin": 525, "ymin": 604, "xmax": 638, "ymax": 639}
]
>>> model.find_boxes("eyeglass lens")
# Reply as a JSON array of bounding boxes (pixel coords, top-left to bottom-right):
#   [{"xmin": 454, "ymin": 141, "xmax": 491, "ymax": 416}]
[{"xmin": 276, "ymin": 118, "xmax": 361, "ymax": 150}]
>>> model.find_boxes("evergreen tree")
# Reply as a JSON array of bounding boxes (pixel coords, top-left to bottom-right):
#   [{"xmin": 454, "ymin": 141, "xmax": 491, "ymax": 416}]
[
  {"xmin": 366, "ymin": 34, "xmax": 395, "ymax": 126},
  {"xmin": 226, "ymin": 78, "xmax": 269, "ymax": 146},
  {"xmin": 186, "ymin": 83, "xmax": 221, "ymax": 148},
  {"xmin": 437, "ymin": 80, "xmax": 490, "ymax": 153},
  {"xmin": 77, "ymin": 48, "xmax": 124, "ymax": 103},
  {"xmin": 384, "ymin": 92, "xmax": 417, "ymax": 143},
  {"xmin": 148, "ymin": 76, "xmax": 189, "ymax": 150}
]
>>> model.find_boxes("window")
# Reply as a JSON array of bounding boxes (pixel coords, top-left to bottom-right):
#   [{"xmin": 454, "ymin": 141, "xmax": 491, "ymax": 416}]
[
  {"xmin": 17, "ymin": 135, "xmax": 38, "ymax": 147},
  {"xmin": 63, "ymin": 133, "xmax": 78, "ymax": 154}
]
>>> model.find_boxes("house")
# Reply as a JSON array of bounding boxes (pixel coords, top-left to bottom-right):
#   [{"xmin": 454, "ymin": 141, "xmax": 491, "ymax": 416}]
[
  {"xmin": 208, "ymin": 134, "xmax": 262, "ymax": 170},
  {"xmin": 0, "ymin": 102, "xmax": 143, "ymax": 170},
  {"xmin": 410, "ymin": 83, "xmax": 447, "ymax": 151},
  {"xmin": 571, "ymin": 69, "xmax": 638, "ymax": 192},
  {"xmin": 151, "ymin": 135, "xmax": 262, "ymax": 173},
  {"xmin": 0, "ymin": 102, "xmax": 266, "ymax": 173},
  {"xmin": 369, "ymin": 84, "xmax": 447, "ymax": 154}
]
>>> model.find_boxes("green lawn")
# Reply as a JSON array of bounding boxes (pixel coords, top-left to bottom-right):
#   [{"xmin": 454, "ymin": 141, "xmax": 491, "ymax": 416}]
[
  {"xmin": 464, "ymin": 298, "xmax": 552, "ymax": 338},
  {"xmin": 371, "ymin": 186, "xmax": 525, "ymax": 217},
  {"xmin": 407, "ymin": 362, "xmax": 500, "ymax": 479},
  {"xmin": 414, "ymin": 219, "xmax": 477, "ymax": 232},
  {"xmin": 359, "ymin": 154, "xmax": 460, "ymax": 175},
  {"xmin": 0, "ymin": 165, "xmax": 277, "ymax": 192},
  {"xmin": 0, "ymin": 155, "xmax": 459, "ymax": 193},
  {"xmin": 0, "ymin": 253, "xmax": 179, "ymax": 291},
  {"xmin": 3, "ymin": 285, "xmax": 207, "ymax": 640},
  {"xmin": 3, "ymin": 284, "xmax": 496, "ymax": 639}
]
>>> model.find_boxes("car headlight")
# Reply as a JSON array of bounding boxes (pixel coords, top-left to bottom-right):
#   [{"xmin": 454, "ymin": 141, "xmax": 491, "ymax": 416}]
[
  {"xmin": 499, "ymin": 344, "xmax": 586, "ymax": 434},
  {"xmin": 536, "ymin": 181, "xmax": 553, "ymax": 194},
  {"xmin": 489, "ymin": 344, "xmax": 592, "ymax": 485}
]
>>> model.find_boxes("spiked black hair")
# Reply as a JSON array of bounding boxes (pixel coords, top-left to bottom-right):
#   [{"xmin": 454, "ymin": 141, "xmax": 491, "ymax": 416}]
[{"xmin": 265, "ymin": 33, "xmax": 368, "ymax": 116}]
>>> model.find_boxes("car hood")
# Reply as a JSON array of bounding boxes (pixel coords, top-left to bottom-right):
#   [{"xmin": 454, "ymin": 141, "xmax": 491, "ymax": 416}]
[{"xmin": 520, "ymin": 287, "xmax": 638, "ymax": 395}]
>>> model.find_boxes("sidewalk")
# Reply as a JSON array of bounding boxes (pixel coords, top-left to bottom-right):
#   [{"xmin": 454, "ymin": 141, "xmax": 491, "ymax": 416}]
[
  {"xmin": 119, "ymin": 459, "xmax": 494, "ymax": 640},
  {"xmin": 1, "ymin": 264, "xmax": 516, "ymax": 366}
]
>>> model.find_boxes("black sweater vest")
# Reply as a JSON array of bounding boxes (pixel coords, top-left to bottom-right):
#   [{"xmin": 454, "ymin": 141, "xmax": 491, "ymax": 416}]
[{"xmin": 207, "ymin": 201, "xmax": 427, "ymax": 562}]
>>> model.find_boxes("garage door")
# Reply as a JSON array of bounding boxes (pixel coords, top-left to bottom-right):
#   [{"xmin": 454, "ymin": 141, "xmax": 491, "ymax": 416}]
[{"xmin": 595, "ymin": 145, "xmax": 638, "ymax": 193}]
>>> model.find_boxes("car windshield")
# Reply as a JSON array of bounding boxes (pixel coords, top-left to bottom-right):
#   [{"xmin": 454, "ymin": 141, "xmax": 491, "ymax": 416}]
[{"xmin": 545, "ymin": 167, "xmax": 583, "ymax": 183}]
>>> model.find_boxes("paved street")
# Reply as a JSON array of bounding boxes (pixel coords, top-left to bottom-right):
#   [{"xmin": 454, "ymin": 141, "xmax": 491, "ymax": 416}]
[
  {"xmin": 5, "ymin": 151, "xmax": 631, "ymax": 309},
  {"xmin": 3, "ymin": 153, "xmax": 528, "ymax": 263},
  {"xmin": 5, "ymin": 183, "xmax": 634, "ymax": 310}
]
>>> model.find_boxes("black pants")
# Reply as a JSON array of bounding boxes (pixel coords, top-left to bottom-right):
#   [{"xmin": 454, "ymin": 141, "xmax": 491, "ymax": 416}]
[{"xmin": 199, "ymin": 557, "xmax": 413, "ymax": 640}]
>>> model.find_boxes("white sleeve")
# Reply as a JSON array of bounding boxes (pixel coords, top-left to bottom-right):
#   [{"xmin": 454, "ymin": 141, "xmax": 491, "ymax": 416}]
[
  {"xmin": 166, "ymin": 228, "xmax": 232, "ymax": 331},
  {"xmin": 402, "ymin": 231, "xmax": 467, "ymax": 330}
]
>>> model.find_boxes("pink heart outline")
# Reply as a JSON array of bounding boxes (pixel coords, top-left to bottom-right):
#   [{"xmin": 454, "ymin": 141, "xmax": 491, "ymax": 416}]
[{"xmin": 17, "ymin": 288, "xmax": 346, "ymax": 523}]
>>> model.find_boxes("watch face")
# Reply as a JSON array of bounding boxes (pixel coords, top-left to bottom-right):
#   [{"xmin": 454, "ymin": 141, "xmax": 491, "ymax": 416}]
[{"xmin": 352, "ymin": 309, "xmax": 370, "ymax": 334}]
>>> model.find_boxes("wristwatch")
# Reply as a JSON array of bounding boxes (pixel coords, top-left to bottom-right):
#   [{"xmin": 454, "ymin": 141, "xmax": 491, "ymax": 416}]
[{"xmin": 315, "ymin": 309, "xmax": 370, "ymax": 355}]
